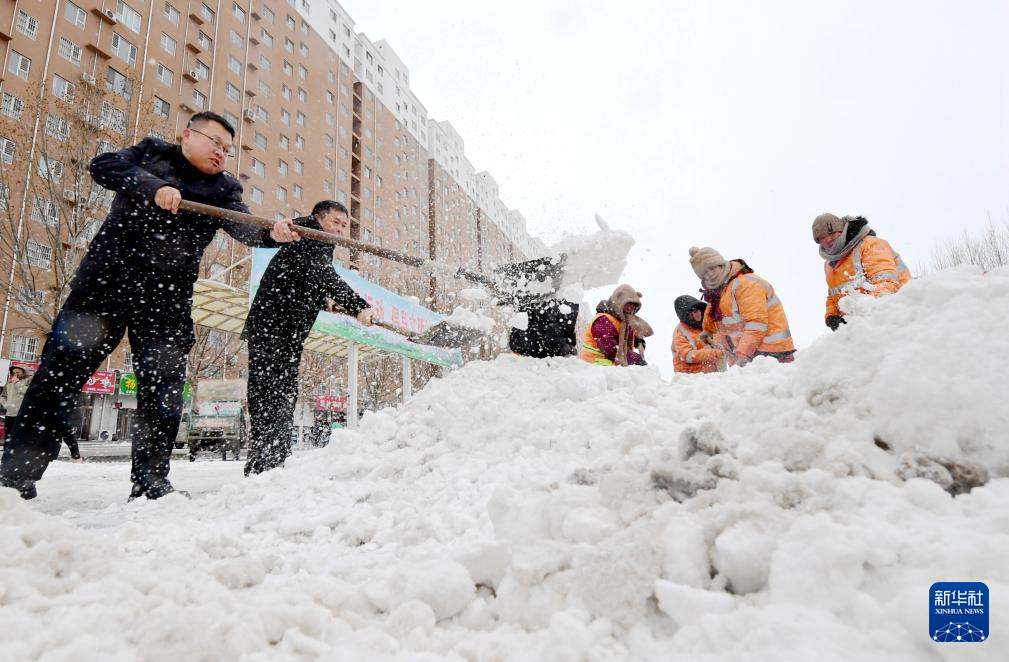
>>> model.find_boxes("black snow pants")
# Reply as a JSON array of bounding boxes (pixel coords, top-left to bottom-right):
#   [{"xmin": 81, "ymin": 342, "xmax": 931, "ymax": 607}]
[
  {"xmin": 0, "ymin": 289, "xmax": 194, "ymax": 487},
  {"xmin": 244, "ymin": 324, "xmax": 311, "ymax": 475}
]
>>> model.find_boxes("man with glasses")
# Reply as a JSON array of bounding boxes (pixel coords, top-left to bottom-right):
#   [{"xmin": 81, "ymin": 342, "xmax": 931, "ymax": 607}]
[{"xmin": 0, "ymin": 111, "xmax": 300, "ymax": 501}]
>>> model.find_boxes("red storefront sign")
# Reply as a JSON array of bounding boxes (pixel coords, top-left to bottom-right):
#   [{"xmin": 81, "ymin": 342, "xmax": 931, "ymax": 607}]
[
  {"xmin": 8, "ymin": 362, "xmax": 116, "ymax": 395},
  {"xmin": 315, "ymin": 395, "xmax": 348, "ymax": 412},
  {"xmin": 82, "ymin": 371, "xmax": 116, "ymax": 395}
]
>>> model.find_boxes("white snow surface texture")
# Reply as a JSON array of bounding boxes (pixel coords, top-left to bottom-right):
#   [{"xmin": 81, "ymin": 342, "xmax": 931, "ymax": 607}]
[{"xmin": 2, "ymin": 265, "xmax": 1008, "ymax": 661}]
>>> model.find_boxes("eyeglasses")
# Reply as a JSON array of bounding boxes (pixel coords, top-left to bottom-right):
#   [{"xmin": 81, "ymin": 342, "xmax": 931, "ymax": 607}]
[{"xmin": 189, "ymin": 128, "xmax": 236, "ymax": 158}]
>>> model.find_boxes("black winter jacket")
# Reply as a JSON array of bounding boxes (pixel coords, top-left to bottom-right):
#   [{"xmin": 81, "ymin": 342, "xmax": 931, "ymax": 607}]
[
  {"xmin": 82, "ymin": 138, "xmax": 275, "ymax": 300},
  {"xmin": 244, "ymin": 216, "xmax": 369, "ymax": 342}
]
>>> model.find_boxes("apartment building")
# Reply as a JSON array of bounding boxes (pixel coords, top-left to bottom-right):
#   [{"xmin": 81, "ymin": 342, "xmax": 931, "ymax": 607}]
[{"xmin": 0, "ymin": 0, "xmax": 541, "ymax": 440}]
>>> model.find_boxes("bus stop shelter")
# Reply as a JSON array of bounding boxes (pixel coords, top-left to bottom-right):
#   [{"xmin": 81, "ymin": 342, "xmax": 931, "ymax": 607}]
[{"xmin": 191, "ymin": 249, "xmax": 462, "ymax": 429}]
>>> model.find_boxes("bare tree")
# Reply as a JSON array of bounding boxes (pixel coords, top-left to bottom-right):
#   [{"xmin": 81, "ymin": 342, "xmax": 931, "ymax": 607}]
[
  {"xmin": 0, "ymin": 73, "xmax": 170, "ymax": 339},
  {"xmin": 926, "ymin": 217, "xmax": 1009, "ymax": 274}
]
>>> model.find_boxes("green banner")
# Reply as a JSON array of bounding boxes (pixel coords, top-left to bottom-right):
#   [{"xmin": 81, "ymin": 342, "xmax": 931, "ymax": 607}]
[
  {"xmin": 118, "ymin": 372, "xmax": 138, "ymax": 395},
  {"xmin": 118, "ymin": 373, "xmax": 192, "ymax": 400}
]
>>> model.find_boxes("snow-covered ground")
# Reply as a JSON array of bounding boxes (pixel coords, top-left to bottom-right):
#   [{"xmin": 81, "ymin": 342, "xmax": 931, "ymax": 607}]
[{"xmin": 2, "ymin": 266, "xmax": 1007, "ymax": 661}]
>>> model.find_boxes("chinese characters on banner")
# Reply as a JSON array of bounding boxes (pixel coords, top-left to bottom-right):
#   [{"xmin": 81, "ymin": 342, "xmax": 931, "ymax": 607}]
[
  {"xmin": 82, "ymin": 371, "xmax": 116, "ymax": 395},
  {"xmin": 315, "ymin": 395, "xmax": 349, "ymax": 412}
]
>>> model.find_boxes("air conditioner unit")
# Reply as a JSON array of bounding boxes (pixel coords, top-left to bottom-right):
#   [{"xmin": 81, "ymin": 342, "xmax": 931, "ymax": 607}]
[
  {"xmin": 188, "ymin": 69, "xmax": 201, "ymax": 81},
  {"xmin": 105, "ymin": 9, "xmax": 117, "ymax": 21},
  {"xmin": 243, "ymin": 109, "xmax": 257, "ymax": 122},
  {"xmin": 97, "ymin": 429, "xmax": 114, "ymax": 442},
  {"xmin": 62, "ymin": 189, "xmax": 77, "ymax": 202},
  {"xmin": 80, "ymin": 72, "xmax": 97, "ymax": 85}
]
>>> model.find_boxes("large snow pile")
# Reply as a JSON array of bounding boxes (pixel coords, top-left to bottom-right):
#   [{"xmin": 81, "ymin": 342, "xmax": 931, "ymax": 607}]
[{"xmin": 2, "ymin": 266, "xmax": 1007, "ymax": 661}]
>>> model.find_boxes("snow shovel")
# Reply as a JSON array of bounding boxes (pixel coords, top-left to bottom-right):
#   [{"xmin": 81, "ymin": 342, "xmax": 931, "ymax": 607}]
[{"xmin": 179, "ymin": 200, "xmax": 495, "ymax": 348}]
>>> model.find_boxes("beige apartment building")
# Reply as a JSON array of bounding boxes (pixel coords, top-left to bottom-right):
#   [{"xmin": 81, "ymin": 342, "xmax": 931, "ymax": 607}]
[{"xmin": 0, "ymin": 0, "xmax": 539, "ymax": 441}]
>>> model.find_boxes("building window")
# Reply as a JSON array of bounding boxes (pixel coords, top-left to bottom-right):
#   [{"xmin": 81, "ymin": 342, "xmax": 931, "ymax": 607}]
[
  {"xmin": 106, "ymin": 66, "xmax": 132, "ymax": 100},
  {"xmin": 232, "ymin": 2, "xmax": 247, "ymax": 23},
  {"xmin": 278, "ymin": 159, "xmax": 288, "ymax": 175},
  {"xmin": 123, "ymin": 351, "xmax": 133, "ymax": 371},
  {"xmin": 259, "ymin": 55, "xmax": 272, "ymax": 72},
  {"xmin": 286, "ymin": 15, "xmax": 295, "ymax": 30},
  {"xmin": 57, "ymin": 38, "xmax": 82, "ymax": 66},
  {"xmin": 194, "ymin": 60, "xmax": 210, "ymax": 80},
  {"xmin": 250, "ymin": 186, "xmax": 264, "ymax": 204},
  {"xmin": 45, "ymin": 116, "xmax": 70, "ymax": 142},
  {"xmin": 156, "ymin": 63, "xmax": 173, "ymax": 86},
  {"xmin": 260, "ymin": 30, "xmax": 274, "ymax": 47},
  {"xmin": 257, "ymin": 80, "xmax": 270, "ymax": 97},
  {"xmin": 297, "ymin": 87, "xmax": 307, "ymax": 102},
  {"xmin": 31, "ymin": 197, "xmax": 59, "ymax": 225},
  {"xmin": 193, "ymin": 89, "xmax": 207, "ymax": 110},
  {"xmin": 160, "ymin": 33, "xmax": 177, "ymax": 55},
  {"xmin": 153, "ymin": 96, "xmax": 170, "ymax": 118},
  {"xmin": 111, "ymin": 33, "xmax": 138, "ymax": 65},
  {"xmin": 295, "ymin": 135, "xmax": 304, "ymax": 150},
  {"xmin": 323, "ymin": 156, "xmax": 333, "ymax": 170},
  {"xmin": 279, "ymin": 135, "xmax": 289, "ymax": 150},
  {"xmin": 1, "ymin": 93, "xmax": 24, "ymax": 120},
  {"xmin": 115, "ymin": 1, "xmax": 142, "ymax": 33},
  {"xmin": 52, "ymin": 76, "xmax": 76, "ymax": 102},
  {"xmin": 298, "ymin": 65, "xmax": 307, "ymax": 80},
  {"xmin": 293, "ymin": 159, "xmax": 303, "ymax": 174},
  {"xmin": 1, "ymin": 137, "xmax": 16, "ymax": 164},
  {"xmin": 230, "ymin": 30, "xmax": 244, "ymax": 47},
  {"xmin": 254, "ymin": 132, "xmax": 268, "ymax": 149},
  {"xmin": 164, "ymin": 2, "xmax": 180, "ymax": 24},
  {"xmin": 292, "ymin": 184, "xmax": 302, "ymax": 199},
  {"xmin": 251, "ymin": 158, "xmax": 265, "ymax": 176},
  {"xmin": 284, "ymin": 37, "xmax": 294, "ymax": 54},
  {"xmin": 10, "ymin": 336, "xmax": 40, "ymax": 362},
  {"xmin": 263, "ymin": 6, "xmax": 275, "ymax": 23},
  {"xmin": 8, "ymin": 51, "xmax": 31, "ymax": 80},
  {"xmin": 282, "ymin": 85, "xmax": 292, "ymax": 100},
  {"xmin": 296, "ymin": 111, "xmax": 305, "ymax": 126},
  {"xmin": 16, "ymin": 10, "xmax": 39, "ymax": 39},
  {"xmin": 197, "ymin": 31, "xmax": 213, "ymax": 50},
  {"xmin": 280, "ymin": 109, "xmax": 290, "ymax": 125},
  {"xmin": 283, "ymin": 61, "xmax": 294, "ymax": 76},
  {"xmin": 275, "ymin": 185, "xmax": 286, "ymax": 201},
  {"xmin": 65, "ymin": 2, "xmax": 87, "ymax": 28},
  {"xmin": 26, "ymin": 240, "xmax": 53, "ymax": 269},
  {"xmin": 228, "ymin": 55, "xmax": 242, "ymax": 74},
  {"xmin": 300, "ymin": 42, "xmax": 309, "ymax": 57},
  {"xmin": 323, "ymin": 180, "xmax": 332, "ymax": 193},
  {"xmin": 100, "ymin": 102, "xmax": 127, "ymax": 134},
  {"xmin": 201, "ymin": 3, "xmax": 216, "ymax": 23}
]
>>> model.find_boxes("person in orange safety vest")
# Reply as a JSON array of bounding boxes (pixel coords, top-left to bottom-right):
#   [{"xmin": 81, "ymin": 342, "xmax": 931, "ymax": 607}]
[
  {"xmin": 688, "ymin": 246, "xmax": 796, "ymax": 366},
  {"xmin": 812, "ymin": 213, "xmax": 911, "ymax": 331},
  {"xmin": 671, "ymin": 295, "xmax": 726, "ymax": 374},
  {"xmin": 580, "ymin": 284, "xmax": 654, "ymax": 366}
]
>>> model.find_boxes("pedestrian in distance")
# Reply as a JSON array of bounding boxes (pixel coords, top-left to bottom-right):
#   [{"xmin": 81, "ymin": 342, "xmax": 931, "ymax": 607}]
[
  {"xmin": 0, "ymin": 111, "xmax": 300, "ymax": 501},
  {"xmin": 689, "ymin": 246, "xmax": 796, "ymax": 366},
  {"xmin": 671, "ymin": 295, "xmax": 727, "ymax": 374},
  {"xmin": 812, "ymin": 213, "xmax": 911, "ymax": 331},
  {"xmin": 243, "ymin": 200, "xmax": 375, "ymax": 476},
  {"xmin": 580, "ymin": 284, "xmax": 654, "ymax": 366}
]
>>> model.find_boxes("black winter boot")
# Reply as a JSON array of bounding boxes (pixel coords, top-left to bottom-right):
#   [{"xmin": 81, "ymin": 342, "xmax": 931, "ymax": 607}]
[{"xmin": 0, "ymin": 475, "xmax": 37, "ymax": 500}]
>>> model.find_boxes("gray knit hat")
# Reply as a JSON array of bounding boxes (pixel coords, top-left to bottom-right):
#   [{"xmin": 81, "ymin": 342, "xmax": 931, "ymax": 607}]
[{"xmin": 812, "ymin": 213, "xmax": 845, "ymax": 242}]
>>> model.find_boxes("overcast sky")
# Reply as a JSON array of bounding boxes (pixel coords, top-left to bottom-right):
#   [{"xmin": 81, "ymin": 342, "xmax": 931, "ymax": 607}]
[{"xmin": 344, "ymin": 0, "xmax": 1009, "ymax": 376}]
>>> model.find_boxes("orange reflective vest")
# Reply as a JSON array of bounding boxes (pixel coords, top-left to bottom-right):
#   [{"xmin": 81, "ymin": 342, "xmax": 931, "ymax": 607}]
[
  {"xmin": 580, "ymin": 313, "xmax": 633, "ymax": 366},
  {"xmin": 825, "ymin": 236, "xmax": 911, "ymax": 319},
  {"xmin": 703, "ymin": 272, "xmax": 794, "ymax": 360},
  {"xmin": 671, "ymin": 323, "xmax": 724, "ymax": 374}
]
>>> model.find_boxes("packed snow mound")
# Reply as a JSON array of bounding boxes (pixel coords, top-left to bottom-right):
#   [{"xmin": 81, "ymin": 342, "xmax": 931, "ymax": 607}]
[{"xmin": 2, "ymin": 267, "xmax": 1008, "ymax": 661}]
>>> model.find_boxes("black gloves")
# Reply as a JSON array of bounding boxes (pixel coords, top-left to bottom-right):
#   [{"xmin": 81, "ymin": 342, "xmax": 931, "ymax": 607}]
[{"xmin": 825, "ymin": 315, "xmax": 846, "ymax": 331}]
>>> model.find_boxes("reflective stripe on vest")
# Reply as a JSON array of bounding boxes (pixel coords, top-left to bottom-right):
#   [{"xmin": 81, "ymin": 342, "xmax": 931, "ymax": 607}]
[
  {"xmin": 829, "ymin": 239, "xmax": 909, "ymax": 295},
  {"xmin": 676, "ymin": 325, "xmax": 700, "ymax": 363}
]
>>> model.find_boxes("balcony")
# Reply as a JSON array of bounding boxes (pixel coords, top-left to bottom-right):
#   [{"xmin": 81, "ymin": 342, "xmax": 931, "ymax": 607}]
[{"xmin": 188, "ymin": 12, "xmax": 205, "ymax": 26}]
